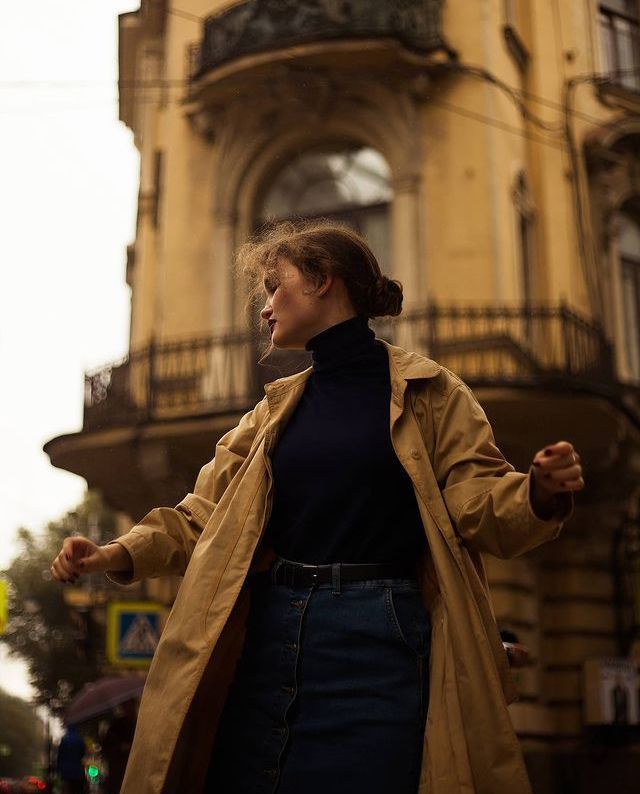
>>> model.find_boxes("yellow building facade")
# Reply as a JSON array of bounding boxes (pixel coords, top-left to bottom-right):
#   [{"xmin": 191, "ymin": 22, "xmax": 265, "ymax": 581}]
[{"xmin": 45, "ymin": 1, "xmax": 640, "ymax": 790}]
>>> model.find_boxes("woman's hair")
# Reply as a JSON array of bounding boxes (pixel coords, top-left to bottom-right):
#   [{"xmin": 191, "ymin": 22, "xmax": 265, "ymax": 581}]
[{"xmin": 235, "ymin": 218, "xmax": 403, "ymax": 328}]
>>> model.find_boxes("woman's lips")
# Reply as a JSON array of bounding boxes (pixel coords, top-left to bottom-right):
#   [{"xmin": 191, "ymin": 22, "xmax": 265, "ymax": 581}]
[{"xmin": 269, "ymin": 321, "xmax": 276, "ymax": 334}]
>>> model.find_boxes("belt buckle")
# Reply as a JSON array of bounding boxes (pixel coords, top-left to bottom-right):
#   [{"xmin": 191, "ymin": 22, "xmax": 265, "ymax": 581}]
[{"xmin": 302, "ymin": 563, "xmax": 320, "ymax": 583}]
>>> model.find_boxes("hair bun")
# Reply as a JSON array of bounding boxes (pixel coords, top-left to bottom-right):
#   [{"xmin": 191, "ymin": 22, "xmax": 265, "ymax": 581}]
[{"xmin": 368, "ymin": 275, "xmax": 403, "ymax": 318}]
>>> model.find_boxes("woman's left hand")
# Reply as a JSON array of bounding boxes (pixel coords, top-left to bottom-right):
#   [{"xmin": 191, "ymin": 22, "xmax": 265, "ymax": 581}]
[{"xmin": 530, "ymin": 440, "xmax": 584, "ymax": 516}]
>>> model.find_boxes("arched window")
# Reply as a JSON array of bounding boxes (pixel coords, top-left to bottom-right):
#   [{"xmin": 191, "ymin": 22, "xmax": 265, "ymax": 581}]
[
  {"xmin": 254, "ymin": 144, "xmax": 392, "ymax": 273},
  {"xmin": 618, "ymin": 205, "xmax": 640, "ymax": 380}
]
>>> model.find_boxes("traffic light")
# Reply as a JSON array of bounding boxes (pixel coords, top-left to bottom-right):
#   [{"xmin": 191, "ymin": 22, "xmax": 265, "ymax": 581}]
[{"xmin": 87, "ymin": 763, "xmax": 100, "ymax": 780}]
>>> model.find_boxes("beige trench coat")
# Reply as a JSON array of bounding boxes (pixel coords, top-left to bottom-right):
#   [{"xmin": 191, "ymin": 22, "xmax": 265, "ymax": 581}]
[{"xmin": 108, "ymin": 338, "xmax": 572, "ymax": 794}]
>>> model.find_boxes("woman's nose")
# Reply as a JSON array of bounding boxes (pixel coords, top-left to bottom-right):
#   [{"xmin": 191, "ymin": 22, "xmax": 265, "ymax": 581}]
[{"xmin": 260, "ymin": 303, "xmax": 272, "ymax": 320}]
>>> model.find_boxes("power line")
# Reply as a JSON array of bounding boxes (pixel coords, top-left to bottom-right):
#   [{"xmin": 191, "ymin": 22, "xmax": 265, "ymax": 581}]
[
  {"xmin": 0, "ymin": 70, "xmax": 637, "ymax": 134},
  {"xmin": 0, "ymin": 91, "xmax": 599, "ymax": 154},
  {"xmin": 0, "ymin": 91, "xmax": 572, "ymax": 155},
  {"xmin": 429, "ymin": 97, "xmax": 566, "ymax": 153},
  {"xmin": 433, "ymin": 62, "xmax": 565, "ymax": 134},
  {"xmin": 148, "ymin": 1, "xmax": 203, "ymax": 24},
  {"xmin": 1, "ymin": 55, "xmax": 639, "ymax": 151}
]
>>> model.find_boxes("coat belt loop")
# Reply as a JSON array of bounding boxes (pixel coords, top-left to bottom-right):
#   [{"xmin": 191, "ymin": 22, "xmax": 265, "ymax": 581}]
[
  {"xmin": 271, "ymin": 557, "xmax": 283, "ymax": 585},
  {"xmin": 331, "ymin": 563, "xmax": 341, "ymax": 596}
]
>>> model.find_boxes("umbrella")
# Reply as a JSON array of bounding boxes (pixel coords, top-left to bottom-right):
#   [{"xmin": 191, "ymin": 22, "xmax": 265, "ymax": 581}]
[{"xmin": 65, "ymin": 675, "xmax": 146, "ymax": 725}]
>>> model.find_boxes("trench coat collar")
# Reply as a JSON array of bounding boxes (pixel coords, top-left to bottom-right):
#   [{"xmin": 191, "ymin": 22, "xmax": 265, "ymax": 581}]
[{"xmin": 263, "ymin": 337, "xmax": 441, "ymax": 416}]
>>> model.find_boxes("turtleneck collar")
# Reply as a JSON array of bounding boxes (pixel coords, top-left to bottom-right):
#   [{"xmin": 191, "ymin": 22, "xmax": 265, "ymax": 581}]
[{"xmin": 305, "ymin": 315, "xmax": 376, "ymax": 373}]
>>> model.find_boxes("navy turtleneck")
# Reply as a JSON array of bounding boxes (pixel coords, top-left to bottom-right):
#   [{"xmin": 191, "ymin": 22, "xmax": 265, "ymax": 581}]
[{"xmin": 263, "ymin": 314, "xmax": 427, "ymax": 565}]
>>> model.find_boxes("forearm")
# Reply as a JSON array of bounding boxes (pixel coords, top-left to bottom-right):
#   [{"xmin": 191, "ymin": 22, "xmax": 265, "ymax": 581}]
[
  {"xmin": 452, "ymin": 469, "xmax": 572, "ymax": 558},
  {"xmin": 105, "ymin": 499, "xmax": 208, "ymax": 585}
]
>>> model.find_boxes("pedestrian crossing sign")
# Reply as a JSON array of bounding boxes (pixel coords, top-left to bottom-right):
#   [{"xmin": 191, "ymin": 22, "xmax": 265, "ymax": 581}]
[{"xmin": 106, "ymin": 601, "xmax": 165, "ymax": 667}]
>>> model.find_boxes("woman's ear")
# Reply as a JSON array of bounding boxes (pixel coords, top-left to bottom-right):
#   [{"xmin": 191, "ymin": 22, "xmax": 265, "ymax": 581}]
[{"xmin": 315, "ymin": 271, "xmax": 334, "ymax": 298}]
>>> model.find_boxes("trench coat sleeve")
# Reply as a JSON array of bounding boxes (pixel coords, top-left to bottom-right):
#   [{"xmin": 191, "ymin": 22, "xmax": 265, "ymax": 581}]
[
  {"xmin": 105, "ymin": 396, "xmax": 269, "ymax": 584},
  {"xmin": 433, "ymin": 382, "xmax": 573, "ymax": 558}
]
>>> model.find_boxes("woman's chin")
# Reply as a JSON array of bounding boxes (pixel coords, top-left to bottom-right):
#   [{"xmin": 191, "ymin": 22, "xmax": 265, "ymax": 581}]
[{"xmin": 270, "ymin": 333, "xmax": 306, "ymax": 351}]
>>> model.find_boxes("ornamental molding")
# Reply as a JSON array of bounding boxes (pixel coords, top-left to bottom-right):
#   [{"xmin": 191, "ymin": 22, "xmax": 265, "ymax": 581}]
[{"xmin": 195, "ymin": 66, "xmax": 427, "ymax": 219}]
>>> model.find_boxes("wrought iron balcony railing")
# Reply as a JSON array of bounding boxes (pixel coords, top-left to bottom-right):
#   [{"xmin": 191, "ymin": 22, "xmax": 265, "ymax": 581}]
[
  {"xmin": 188, "ymin": 0, "xmax": 449, "ymax": 81},
  {"xmin": 83, "ymin": 304, "xmax": 616, "ymax": 432}
]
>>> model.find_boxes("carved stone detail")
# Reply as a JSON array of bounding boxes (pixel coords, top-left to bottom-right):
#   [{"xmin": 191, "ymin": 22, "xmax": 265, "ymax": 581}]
[{"xmin": 203, "ymin": 66, "xmax": 424, "ymax": 220}]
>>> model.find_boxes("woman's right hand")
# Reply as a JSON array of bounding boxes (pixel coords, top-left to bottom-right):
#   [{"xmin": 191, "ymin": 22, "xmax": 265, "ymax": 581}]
[{"xmin": 50, "ymin": 536, "xmax": 131, "ymax": 583}]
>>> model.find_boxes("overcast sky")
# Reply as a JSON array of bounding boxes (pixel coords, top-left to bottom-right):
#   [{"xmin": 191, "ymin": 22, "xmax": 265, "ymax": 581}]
[{"xmin": 0, "ymin": 0, "xmax": 139, "ymax": 699}]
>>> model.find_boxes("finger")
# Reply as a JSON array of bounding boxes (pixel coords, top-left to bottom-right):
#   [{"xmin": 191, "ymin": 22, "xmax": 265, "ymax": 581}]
[
  {"xmin": 55, "ymin": 553, "xmax": 76, "ymax": 578},
  {"xmin": 542, "ymin": 441, "xmax": 574, "ymax": 458},
  {"xmin": 532, "ymin": 445, "xmax": 576, "ymax": 466},
  {"xmin": 61, "ymin": 547, "xmax": 85, "ymax": 573},
  {"xmin": 63, "ymin": 536, "xmax": 92, "ymax": 564},
  {"xmin": 544, "ymin": 476, "xmax": 585, "ymax": 493},
  {"xmin": 535, "ymin": 451, "xmax": 581, "ymax": 470},
  {"xmin": 539, "ymin": 464, "xmax": 582, "ymax": 481},
  {"xmin": 50, "ymin": 560, "xmax": 64, "ymax": 582},
  {"xmin": 51, "ymin": 558, "xmax": 75, "ymax": 583},
  {"xmin": 556, "ymin": 477, "xmax": 585, "ymax": 491}
]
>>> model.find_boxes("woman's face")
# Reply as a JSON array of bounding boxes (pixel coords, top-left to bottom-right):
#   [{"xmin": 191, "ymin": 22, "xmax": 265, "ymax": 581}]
[{"xmin": 260, "ymin": 260, "xmax": 323, "ymax": 349}]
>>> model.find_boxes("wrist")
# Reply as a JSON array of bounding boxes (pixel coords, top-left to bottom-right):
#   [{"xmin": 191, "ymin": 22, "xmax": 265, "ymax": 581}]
[
  {"xmin": 529, "ymin": 469, "xmax": 558, "ymax": 520},
  {"xmin": 103, "ymin": 542, "xmax": 133, "ymax": 572}
]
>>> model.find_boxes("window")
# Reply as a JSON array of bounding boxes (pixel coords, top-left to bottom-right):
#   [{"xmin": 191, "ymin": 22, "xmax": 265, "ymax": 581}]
[
  {"xmin": 599, "ymin": 1, "xmax": 640, "ymax": 92},
  {"xmin": 255, "ymin": 144, "xmax": 393, "ymax": 274},
  {"xmin": 617, "ymin": 208, "xmax": 640, "ymax": 380}
]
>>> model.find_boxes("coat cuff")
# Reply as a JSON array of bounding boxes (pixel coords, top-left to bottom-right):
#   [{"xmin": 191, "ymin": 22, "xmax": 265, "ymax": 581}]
[{"xmin": 104, "ymin": 530, "xmax": 151, "ymax": 586}]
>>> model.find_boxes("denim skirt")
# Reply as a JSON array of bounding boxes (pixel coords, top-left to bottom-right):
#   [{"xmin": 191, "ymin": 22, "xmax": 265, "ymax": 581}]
[{"xmin": 204, "ymin": 558, "xmax": 432, "ymax": 794}]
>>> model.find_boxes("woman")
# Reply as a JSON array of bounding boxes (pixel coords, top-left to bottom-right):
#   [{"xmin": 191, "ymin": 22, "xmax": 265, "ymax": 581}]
[{"xmin": 51, "ymin": 219, "xmax": 583, "ymax": 794}]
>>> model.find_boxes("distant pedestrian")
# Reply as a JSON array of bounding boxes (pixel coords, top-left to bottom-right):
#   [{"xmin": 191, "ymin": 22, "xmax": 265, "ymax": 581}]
[{"xmin": 55, "ymin": 723, "xmax": 86, "ymax": 794}]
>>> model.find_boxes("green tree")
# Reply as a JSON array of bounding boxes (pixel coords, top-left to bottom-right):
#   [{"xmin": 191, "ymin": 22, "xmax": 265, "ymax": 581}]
[
  {"xmin": 0, "ymin": 687, "xmax": 44, "ymax": 778},
  {"xmin": 0, "ymin": 491, "xmax": 117, "ymax": 715}
]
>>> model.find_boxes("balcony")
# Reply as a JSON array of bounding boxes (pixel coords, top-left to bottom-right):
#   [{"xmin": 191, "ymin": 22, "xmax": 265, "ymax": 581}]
[
  {"xmin": 82, "ymin": 330, "xmax": 257, "ymax": 432},
  {"xmin": 45, "ymin": 303, "xmax": 638, "ymax": 518},
  {"xmin": 185, "ymin": 0, "xmax": 454, "ymax": 104},
  {"xmin": 79, "ymin": 303, "xmax": 618, "ymax": 433}
]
